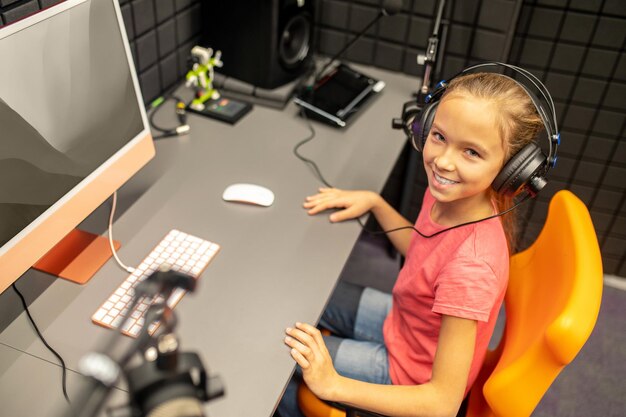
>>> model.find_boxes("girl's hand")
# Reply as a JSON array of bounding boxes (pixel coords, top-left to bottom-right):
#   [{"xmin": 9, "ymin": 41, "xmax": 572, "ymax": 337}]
[
  {"xmin": 303, "ymin": 188, "xmax": 379, "ymax": 222},
  {"xmin": 285, "ymin": 322, "xmax": 341, "ymax": 401}
]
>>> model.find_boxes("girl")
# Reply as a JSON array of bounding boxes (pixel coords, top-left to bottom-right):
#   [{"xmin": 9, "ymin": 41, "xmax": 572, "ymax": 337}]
[{"xmin": 280, "ymin": 72, "xmax": 545, "ymax": 417}]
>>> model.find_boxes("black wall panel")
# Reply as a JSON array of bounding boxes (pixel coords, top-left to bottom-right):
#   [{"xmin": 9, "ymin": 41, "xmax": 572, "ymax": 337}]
[{"xmin": 506, "ymin": 1, "xmax": 625, "ymax": 277}]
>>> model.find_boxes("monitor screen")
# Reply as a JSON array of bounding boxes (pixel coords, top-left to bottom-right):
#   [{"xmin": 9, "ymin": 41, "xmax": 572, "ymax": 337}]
[{"xmin": 0, "ymin": 0, "xmax": 155, "ymax": 293}]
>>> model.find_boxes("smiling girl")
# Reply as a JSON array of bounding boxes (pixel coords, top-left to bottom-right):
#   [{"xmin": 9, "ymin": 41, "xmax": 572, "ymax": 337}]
[{"xmin": 279, "ymin": 72, "xmax": 546, "ymax": 417}]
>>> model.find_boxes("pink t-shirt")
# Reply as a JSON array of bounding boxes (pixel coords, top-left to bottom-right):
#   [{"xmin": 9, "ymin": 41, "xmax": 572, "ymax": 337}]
[{"xmin": 383, "ymin": 189, "xmax": 509, "ymax": 394}]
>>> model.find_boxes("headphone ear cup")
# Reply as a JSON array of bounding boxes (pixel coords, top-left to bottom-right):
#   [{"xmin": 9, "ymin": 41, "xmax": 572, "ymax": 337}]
[
  {"xmin": 492, "ymin": 142, "xmax": 547, "ymax": 196},
  {"xmin": 412, "ymin": 101, "xmax": 439, "ymax": 152}
]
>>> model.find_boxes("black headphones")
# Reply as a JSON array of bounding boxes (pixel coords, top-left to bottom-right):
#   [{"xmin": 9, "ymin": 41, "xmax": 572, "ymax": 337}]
[{"xmin": 411, "ymin": 62, "xmax": 560, "ymax": 197}]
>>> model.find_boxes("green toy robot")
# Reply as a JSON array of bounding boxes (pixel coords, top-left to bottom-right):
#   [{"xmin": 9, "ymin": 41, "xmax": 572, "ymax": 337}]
[{"xmin": 185, "ymin": 46, "xmax": 223, "ymax": 111}]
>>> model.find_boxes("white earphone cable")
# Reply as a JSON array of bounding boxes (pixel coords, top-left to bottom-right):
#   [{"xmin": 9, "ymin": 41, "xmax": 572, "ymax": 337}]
[{"xmin": 108, "ymin": 192, "xmax": 136, "ymax": 274}]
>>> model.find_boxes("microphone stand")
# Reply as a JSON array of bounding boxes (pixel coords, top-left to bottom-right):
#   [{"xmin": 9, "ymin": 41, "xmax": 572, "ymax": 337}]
[
  {"xmin": 59, "ymin": 270, "xmax": 222, "ymax": 417},
  {"xmin": 417, "ymin": 0, "xmax": 447, "ymax": 98},
  {"xmin": 391, "ymin": 0, "xmax": 449, "ymax": 133},
  {"xmin": 63, "ymin": 298, "xmax": 154, "ymax": 417}
]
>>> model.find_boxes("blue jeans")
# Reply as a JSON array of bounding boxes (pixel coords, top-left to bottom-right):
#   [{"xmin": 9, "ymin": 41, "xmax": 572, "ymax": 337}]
[{"xmin": 276, "ymin": 282, "xmax": 393, "ymax": 417}]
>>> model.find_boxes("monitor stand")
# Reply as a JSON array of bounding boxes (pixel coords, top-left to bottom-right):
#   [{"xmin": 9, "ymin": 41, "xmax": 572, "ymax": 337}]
[{"xmin": 33, "ymin": 229, "xmax": 121, "ymax": 284}]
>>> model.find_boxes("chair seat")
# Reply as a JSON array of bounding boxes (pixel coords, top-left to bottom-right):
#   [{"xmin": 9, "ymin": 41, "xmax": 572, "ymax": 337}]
[{"xmin": 297, "ymin": 382, "xmax": 347, "ymax": 417}]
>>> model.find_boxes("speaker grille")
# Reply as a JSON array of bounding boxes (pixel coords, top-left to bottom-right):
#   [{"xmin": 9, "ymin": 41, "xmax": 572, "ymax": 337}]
[{"xmin": 279, "ymin": 13, "xmax": 311, "ymax": 69}]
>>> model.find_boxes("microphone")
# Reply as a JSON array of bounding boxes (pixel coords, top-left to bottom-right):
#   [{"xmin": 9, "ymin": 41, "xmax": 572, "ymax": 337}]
[
  {"xmin": 391, "ymin": 99, "xmax": 422, "ymax": 140},
  {"xmin": 313, "ymin": 0, "xmax": 405, "ymax": 83},
  {"xmin": 58, "ymin": 269, "xmax": 223, "ymax": 417},
  {"xmin": 127, "ymin": 349, "xmax": 225, "ymax": 417}
]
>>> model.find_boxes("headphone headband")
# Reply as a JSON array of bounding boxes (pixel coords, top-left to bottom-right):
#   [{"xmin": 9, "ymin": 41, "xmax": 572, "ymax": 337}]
[{"xmin": 411, "ymin": 61, "xmax": 560, "ymax": 197}]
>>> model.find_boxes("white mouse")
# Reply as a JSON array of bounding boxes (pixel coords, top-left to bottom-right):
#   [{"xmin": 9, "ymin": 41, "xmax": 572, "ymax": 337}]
[{"xmin": 222, "ymin": 183, "xmax": 275, "ymax": 207}]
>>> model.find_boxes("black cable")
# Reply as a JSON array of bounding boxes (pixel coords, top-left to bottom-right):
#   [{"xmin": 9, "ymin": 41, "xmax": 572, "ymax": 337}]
[
  {"xmin": 293, "ymin": 107, "xmax": 333, "ymax": 188},
  {"xmin": 11, "ymin": 283, "xmax": 70, "ymax": 403},
  {"xmin": 152, "ymin": 132, "xmax": 179, "ymax": 141},
  {"xmin": 355, "ymin": 194, "xmax": 531, "ymax": 239},
  {"xmin": 148, "ymin": 95, "xmax": 182, "ymax": 132},
  {"xmin": 148, "ymin": 105, "xmax": 174, "ymax": 134},
  {"xmin": 148, "ymin": 95, "xmax": 189, "ymax": 140}
]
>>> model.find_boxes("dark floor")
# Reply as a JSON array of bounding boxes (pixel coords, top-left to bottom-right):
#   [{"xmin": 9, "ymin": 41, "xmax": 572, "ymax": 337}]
[{"xmin": 338, "ymin": 232, "xmax": 626, "ymax": 417}]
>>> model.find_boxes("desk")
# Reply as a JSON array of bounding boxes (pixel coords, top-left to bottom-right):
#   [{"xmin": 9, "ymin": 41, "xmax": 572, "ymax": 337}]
[{"xmin": 0, "ymin": 65, "xmax": 416, "ymax": 417}]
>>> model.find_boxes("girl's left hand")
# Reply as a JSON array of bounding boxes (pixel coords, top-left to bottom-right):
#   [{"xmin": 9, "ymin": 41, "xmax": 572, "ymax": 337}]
[{"xmin": 285, "ymin": 322, "xmax": 341, "ymax": 401}]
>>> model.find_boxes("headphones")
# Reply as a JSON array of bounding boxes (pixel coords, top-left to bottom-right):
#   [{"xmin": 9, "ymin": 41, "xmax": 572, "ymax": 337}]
[{"xmin": 411, "ymin": 62, "xmax": 560, "ymax": 197}]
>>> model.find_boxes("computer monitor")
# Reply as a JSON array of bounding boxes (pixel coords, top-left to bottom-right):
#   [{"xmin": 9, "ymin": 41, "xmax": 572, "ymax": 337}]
[{"xmin": 0, "ymin": 0, "xmax": 155, "ymax": 294}]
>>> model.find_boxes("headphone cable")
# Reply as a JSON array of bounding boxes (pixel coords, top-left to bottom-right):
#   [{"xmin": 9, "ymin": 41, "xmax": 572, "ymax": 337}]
[
  {"xmin": 11, "ymin": 283, "xmax": 70, "ymax": 403},
  {"xmin": 355, "ymin": 193, "xmax": 531, "ymax": 239}
]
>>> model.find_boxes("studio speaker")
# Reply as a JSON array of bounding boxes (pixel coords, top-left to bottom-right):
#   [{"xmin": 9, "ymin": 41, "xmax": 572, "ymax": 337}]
[{"xmin": 202, "ymin": 0, "xmax": 314, "ymax": 90}]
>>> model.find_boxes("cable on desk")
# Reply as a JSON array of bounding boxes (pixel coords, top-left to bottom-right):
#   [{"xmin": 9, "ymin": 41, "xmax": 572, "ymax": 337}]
[
  {"xmin": 293, "ymin": 107, "xmax": 333, "ymax": 188},
  {"xmin": 108, "ymin": 192, "xmax": 136, "ymax": 274},
  {"xmin": 148, "ymin": 95, "xmax": 190, "ymax": 140},
  {"xmin": 11, "ymin": 283, "xmax": 70, "ymax": 403},
  {"xmin": 293, "ymin": 107, "xmax": 389, "ymax": 233}
]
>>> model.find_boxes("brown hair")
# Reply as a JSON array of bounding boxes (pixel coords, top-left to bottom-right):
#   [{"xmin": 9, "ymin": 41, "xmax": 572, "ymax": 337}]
[{"xmin": 443, "ymin": 72, "xmax": 544, "ymax": 252}]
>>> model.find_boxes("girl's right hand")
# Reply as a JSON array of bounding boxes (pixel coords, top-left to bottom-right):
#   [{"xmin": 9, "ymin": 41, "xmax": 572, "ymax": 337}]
[
  {"xmin": 303, "ymin": 188, "xmax": 380, "ymax": 222},
  {"xmin": 285, "ymin": 322, "xmax": 341, "ymax": 401}
]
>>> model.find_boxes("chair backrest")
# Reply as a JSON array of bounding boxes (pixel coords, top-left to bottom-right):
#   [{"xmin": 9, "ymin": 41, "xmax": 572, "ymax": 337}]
[{"xmin": 466, "ymin": 190, "xmax": 604, "ymax": 417}]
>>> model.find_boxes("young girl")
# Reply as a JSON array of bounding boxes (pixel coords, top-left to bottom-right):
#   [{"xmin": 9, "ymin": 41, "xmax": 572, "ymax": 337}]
[{"xmin": 279, "ymin": 72, "xmax": 545, "ymax": 417}]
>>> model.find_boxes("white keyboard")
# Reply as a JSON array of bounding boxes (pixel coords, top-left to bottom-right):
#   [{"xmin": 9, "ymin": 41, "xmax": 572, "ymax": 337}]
[{"xmin": 92, "ymin": 229, "xmax": 220, "ymax": 337}]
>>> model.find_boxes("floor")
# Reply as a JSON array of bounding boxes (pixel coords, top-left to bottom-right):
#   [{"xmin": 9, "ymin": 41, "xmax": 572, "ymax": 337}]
[{"xmin": 338, "ymin": 232, "xmax": 626, "ymax": 417}]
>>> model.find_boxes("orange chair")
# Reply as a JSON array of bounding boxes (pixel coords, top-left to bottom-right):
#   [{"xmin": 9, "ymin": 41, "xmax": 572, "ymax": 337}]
[{"xmin": 298, "ymin": 190, "xmax": 604, "ymax": 417}]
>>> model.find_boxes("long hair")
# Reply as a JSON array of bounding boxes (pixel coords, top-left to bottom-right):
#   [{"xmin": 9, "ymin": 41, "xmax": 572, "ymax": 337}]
[{"xmin": 443, "ymin": 72, "xmax": 544, "ymax": 252}]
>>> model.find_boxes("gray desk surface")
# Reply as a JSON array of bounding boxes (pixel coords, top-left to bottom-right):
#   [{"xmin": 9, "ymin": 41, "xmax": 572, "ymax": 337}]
[{"xmin": 0, "ymin": 65, "xmax": 417, "ymax": 417}]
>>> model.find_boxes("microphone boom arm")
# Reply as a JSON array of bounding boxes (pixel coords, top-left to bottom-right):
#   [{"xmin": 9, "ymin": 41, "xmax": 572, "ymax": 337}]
[
  {"xmin": 392, "ymin": 0, "xmax": 449, "ymax": 134},
  {"xmin": 417, "ymin": 0, "xmax": 447, "ymax": 96},
  {"xmin": 59, "ymin": 269, "xmax": 221, "ymax": 417},
  {"xmin": 314, "ymin": 10, "xmax": 385, "ymax": 84}
]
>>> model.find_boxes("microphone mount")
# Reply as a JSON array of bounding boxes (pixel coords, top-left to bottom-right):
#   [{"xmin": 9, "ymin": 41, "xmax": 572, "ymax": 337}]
[
  {"xmin": 392, "ymin": 0, "xmax": 449, "ymax": 137},
  {"xmin": 60, "ymin": 268, "xmax": 224, "ymax": 417},
  {"xmin": 417, "ymin": 0, "xmax": 447, "ymax": 97}
]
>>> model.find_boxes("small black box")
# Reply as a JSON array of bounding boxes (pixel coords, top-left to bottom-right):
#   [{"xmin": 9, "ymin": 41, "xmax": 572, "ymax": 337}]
[{"xmin": 187, "ymin": 97, "xmax": 253, "ymax": 125}]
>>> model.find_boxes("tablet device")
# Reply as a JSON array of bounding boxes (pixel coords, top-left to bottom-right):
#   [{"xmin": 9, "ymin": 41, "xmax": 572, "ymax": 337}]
[{"xmin": 294, "ymin": 64, "xmax": 385, "ymax": 127}]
